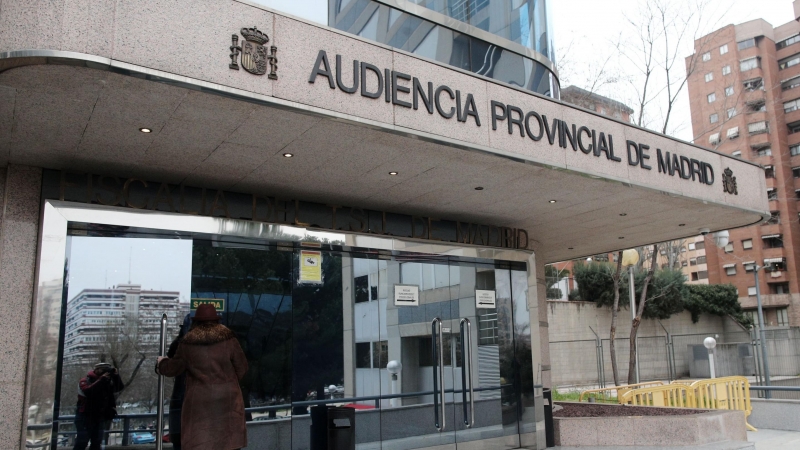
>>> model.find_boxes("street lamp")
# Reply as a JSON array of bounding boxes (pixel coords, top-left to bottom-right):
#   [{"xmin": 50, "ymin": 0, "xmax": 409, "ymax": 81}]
[
  {"xmin": 387, "ymin": 360, "xmax": 402, "ymax": 407},
  {"xmin": 621, "ymin": 249, "xmax": 640, "ymax": 383},
  {"xmin": 752, "ymin": 264, "xmax": 773, "ymax": 398},
  {"xmin": 703, "ymin": 337, "xmax": 717, "ymax": 378}
]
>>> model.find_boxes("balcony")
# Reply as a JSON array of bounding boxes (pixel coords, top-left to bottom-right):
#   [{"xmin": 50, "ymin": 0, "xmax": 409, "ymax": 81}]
[{"xmin": 739, "ymin": 293, "xmax": 795, "ymax": 309}]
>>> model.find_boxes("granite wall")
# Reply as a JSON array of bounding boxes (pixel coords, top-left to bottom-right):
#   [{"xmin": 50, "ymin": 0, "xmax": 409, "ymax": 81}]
[{"xmin": 0, "ymin": 165, "xmax": 42, "ymax": 448}]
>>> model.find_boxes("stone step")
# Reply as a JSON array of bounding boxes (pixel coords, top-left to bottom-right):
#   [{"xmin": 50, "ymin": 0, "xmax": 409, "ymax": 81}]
[{"xmin": 554, "ymin": 440, "xmax": 754, "ymax": 450}]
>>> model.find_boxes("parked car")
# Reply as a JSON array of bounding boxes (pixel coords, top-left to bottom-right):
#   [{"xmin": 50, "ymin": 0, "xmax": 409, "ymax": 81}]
[{"xmin": 131, "ymin": 432, "xmax": 156, "ymax": 444}]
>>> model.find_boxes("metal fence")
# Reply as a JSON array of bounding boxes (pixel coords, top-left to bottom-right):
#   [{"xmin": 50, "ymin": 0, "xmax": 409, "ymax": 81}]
[{"xmin": 551, "ymin": 327, "xmax": 800, "ymax": 400}]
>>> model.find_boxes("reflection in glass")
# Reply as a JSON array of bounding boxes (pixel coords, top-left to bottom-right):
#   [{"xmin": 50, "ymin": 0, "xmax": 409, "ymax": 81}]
[{"xmin": 331, "ymin": 0, "xmax": 558, "ymax": 97}]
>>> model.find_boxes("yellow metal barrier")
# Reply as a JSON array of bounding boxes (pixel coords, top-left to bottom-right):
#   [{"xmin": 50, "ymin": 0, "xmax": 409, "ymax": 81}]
[
  {"xmin": 690, "ymin": 376, "xmax": 756, "ymax": 432},
  {"xmin": 579, "ymin": 381, "xmax": 664, "ymax": 403},
  {"xmin": 612, "ymin": 376, "xmax": 756, "ymax": 432},
  {"xmin": 619, "ymin": 384, "xmax": 695, "ymax": 408}
]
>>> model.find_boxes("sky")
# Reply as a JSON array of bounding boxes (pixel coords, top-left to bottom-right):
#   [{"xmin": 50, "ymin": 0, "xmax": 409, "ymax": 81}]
[
  {"xmin": 551, "ymin": 0, "xmax": 795, "ymax": 141},
  {"xmin": 67, "ymin": 237, "xmax": 193, "ymax": 303}
]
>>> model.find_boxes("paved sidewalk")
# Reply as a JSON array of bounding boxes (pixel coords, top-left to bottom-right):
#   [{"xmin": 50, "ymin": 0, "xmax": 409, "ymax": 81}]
[{"xmin": 747, "ymin": 429, "xmax": 800, "ymax": 449}]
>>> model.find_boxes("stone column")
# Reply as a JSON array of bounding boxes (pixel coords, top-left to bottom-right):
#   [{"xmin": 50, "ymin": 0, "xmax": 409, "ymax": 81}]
[{"xmin": 0, "ymin": 165, "xmax": 42, "ymax": 448}]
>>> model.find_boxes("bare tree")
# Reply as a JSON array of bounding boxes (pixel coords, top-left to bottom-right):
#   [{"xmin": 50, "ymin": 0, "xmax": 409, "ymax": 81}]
[
  {"xmin": 627, "ymin": 244, "xmax": 660, "ymax": 384},
  {"xmin": 616, "ymin": 0, "xmax": 727, "ymax": 135},
  {"xmin": 609, "ymin": 251, "xmax": 624, "ymax": 386}
]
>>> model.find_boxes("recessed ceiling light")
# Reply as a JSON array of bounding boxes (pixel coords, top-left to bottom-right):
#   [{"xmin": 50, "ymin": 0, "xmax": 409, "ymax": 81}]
[
  {"xmin": 678, "ymin": 223, "xmax": 686, "ymax": 227},
  {"xmin": 139, "ymin": 128, "xmax": 152, "ymax": 133},
  {"xmin": 549, "ymin": 199, "xmax": 557, "ymax": 203},
  {"xmin": 475, "ymin": 187, "xmax": 484, "ymax": 190},
  {"xmin": 389, "ymin": 171, "xmax": 398, "ymax": 175},
  {"xmin": 283, "ymin": 153, "xmax": 293, "ymax": 158},
  {"xmin": 568, "ymin": 247, "xmax": 574, "ymax": 250},
  {"xmin": 619, "ymin": 213, "xmax": 627, "ymax": 216},
  {"xmin": 618, "ymin": 237, "xmax": 625, "ymax": 239}
]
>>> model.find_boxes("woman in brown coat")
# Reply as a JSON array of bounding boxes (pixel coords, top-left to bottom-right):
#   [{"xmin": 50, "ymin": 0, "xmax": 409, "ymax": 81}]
[{"xmin": 157, "ymin": 304, "xmax": 248, "ymax": 450}]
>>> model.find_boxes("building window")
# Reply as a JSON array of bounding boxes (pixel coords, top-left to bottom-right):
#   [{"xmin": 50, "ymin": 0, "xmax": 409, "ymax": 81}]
[
  {"xmin": 725, "ymin": 86, "xmax": 734, "ymax": 96},
  {"xmin": 688, "ymin": 242, "xmax": 696, "ymax": 250},
  {"xmin": 747, "ymin": 286, "xmax": 757, "ymax": 296},
  {"xmin": 724, "ymin": 243, "xmax": 734, "ymax": 253},
  {"xmin": 782, "ymin": 75, "xmax": 800, "ymax": 91},
  {"xmin": 754, "ymin": 146, "xmax": 772, "ymax": 157},
  {"xmin": 744, "ymin": 77, "xmax": 764, "ymax": 91},
  {"xmin": 785, "ymin": 98, "xmax": 800, "ymax": 113},
  {"xmin": 710, "ymin": 113, "xmax": 719, "ymax": 124},
  {"xmin": 709, "ymin": 133, "xmax": 720, "ymax": 145},
  {"xmin": 695, "ymin": 241, "xmax": 705, "ymax": 250},
  {"xmin": 721, "ymin": 65, "xmax": 731, "ymax": 75},
  {"xmin": 776, "ymin": 308, "xmax": 789, "ymax": 327},
  {"xmin": 747, "ymin": 100, "xmax": 766, "ymax": 113},
  {"xmin": 705, "ymin": 72, "xmax": 714, "ymax": 82},
  {"xmin": 692, "ymin": 271, "xmax": 708, "ymax": 280},
  {"xmin": 769, "ymin": 283, "xmax": 790, "ymax": 294},
  {"xmin": 727, "ymin": 127, "xmax": 739, "ymax": 139},
  {"xmin": 743, "ymin": 239, "xmax": 753, "ymax": 250},
  {"xmin": 720, "ymin": 44, "xmax": 729, "ymax": 54},
  {"xmin": 765, "ymin": 258, "xmax": 787, "ymax": 271},
  {"xmin": 724, "ymin": 264, "xmax": 736, "ymax": 275},
  {"xmin": 697, "ymin": 256, "xmax": 707, "ymax": 264},
  {"xmin": 738, "ymin": 38, "xmax": 756, "ymax": 50},
  {"xmin": 727, "ymin": 108, "xmax": 736, "ymax": 118},
  {"xmin": 702, "ymin": 52, "xmax": 711, "ymax": 61},
  {"xmin": 766, "ymin": 211, "xmax": 780, "ymax": 224},
  {"xmin": 793, "ymin": 167, "xmax": 800, "ymax": 177},
  {"xmin": 690, "ymin": 258, "xmax": 697, "ymax": 266},
  {"xmin": 708, "ymin": 92, "xmax": 716, "ymax": 103},
  {"xmin": 779, "ymin": 53, "xmax": 800, "ymax": 70},
  {"xmin": 732, "ymin": 150, "xmax": 742, "ymax": 157},
  {"xmin": 764, "ymin": 165, "xmax": 775, "ymax": 178},
  {"xmin": 740, "ymin": 57, "xmax": 760, "ymax": 71},
  {"xmin": 763, "ymin": 235, "xmax": 783, "ymax": 248},
  {"xmin": 748, "ymin": 121, "xmax": 768, "ymax": 134},
  {"xmin": 767, "ymin": 188, "xmax": 778, "ymax": 200},
  {"xmin": 777, "ymin": 34, "xmax": 800, "ymax": 49}
]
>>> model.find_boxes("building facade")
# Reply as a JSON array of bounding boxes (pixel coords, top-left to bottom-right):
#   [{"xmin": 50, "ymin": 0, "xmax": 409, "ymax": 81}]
[
  {"xmin": 0, "ymin": 0, "xmax": 768, "ymax": 449},
  {"xmin": 686, "ymin": 2, "xmax": 800, "ymax": 328}
]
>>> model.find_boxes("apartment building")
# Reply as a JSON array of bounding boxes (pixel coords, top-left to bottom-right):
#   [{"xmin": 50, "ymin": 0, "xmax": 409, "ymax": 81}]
[
  {"xmin": 686, "ymin": 4, "xmax": 800, "ymax": 327},
  {"xmin": 63, "ymin": 284, "xmax": 182, "ymax": 366}
]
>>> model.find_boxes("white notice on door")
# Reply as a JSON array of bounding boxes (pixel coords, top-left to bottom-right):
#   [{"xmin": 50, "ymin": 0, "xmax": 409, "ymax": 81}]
[
  {"xmin": 394, "ymin": 284, "xmax": 419, "ymax": 306},
  {"xmin": 476, "ymin": 289, "xmax": 496, "ymax": 308}
]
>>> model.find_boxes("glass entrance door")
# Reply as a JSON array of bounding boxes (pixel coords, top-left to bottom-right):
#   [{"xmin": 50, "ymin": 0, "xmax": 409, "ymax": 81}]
[{"xmin": 52, "ymin": 224, "xmax": 534, "ymax": 450}]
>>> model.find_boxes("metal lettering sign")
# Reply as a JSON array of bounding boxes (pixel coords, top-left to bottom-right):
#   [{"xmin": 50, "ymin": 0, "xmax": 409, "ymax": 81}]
[
  {"xmin": 394, "ymin": 284, "xmax": 419, "ymax": 307},
  {"xmin": 309, "ymin": 49, "xmax": 723, "ymax": 189},
  {"xmin": 476, "ymin": 290, "xmax": 496, "ymax": 309},
  {"xmin": 190, "ymin": 298, "xmax": 225, "ymax": 311}
]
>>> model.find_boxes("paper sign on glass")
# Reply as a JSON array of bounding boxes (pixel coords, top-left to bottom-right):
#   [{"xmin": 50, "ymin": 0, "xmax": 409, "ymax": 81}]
[
  {"xmin": 476, "ymin": 290, "xmax": 496, "ymax": 308},
  {"xmin": 299, "ymin": 250, "xmax": 322, "ymax": 283},
  {"xmin": 394, "ymin": 284, "xmax": 419, "ymax": 306}
]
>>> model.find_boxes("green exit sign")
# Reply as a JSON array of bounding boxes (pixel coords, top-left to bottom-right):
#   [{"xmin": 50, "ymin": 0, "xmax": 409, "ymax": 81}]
[{"xmin": 190, "ymin": 298, "xmax": 225, "ymax": 311}]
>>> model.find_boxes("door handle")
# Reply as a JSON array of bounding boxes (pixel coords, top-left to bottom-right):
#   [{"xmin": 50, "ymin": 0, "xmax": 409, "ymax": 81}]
[
  {"xmin": 460, "ymin": 318, "xmax": 474, "ymax": 428},
  {"xmin": 156, "ymin": 314, "xmax": 168, "ymax": 450},
  {"xmin": 431, "ymin": 317, "xmax": 446, "ymax": 431}
]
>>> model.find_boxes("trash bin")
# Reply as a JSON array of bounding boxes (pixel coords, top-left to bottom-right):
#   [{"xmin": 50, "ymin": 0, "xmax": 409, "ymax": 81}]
[
  {"xmin": 327, "ymin": 407, "xmax": 355, "ymax": 450},
  {"xmin": 309, "ymin": 405, "xmax": 328, "ymax": 450},
  {"xmin": 543, "ymin": 388, "xmax": 555, "ymax": 448}
]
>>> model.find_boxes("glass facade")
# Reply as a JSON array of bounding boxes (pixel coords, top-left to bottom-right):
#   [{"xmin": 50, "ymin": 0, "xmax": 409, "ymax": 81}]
[
  {"xmin": 249, "ymin": 0, "xmax": 558, "ymax": 97},
  {"xmin": 409, "ymin": 0, "xmax": 554, "ymax": 60},
  {"xmin": 28, "ymin": 201, "xmax": 539, "ymax": 450}
]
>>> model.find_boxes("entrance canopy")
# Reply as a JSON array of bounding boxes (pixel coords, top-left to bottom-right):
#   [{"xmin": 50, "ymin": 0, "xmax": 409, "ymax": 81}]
[{"xmin": 0, "ymin": 1, "xmax": 768, "ymax": 262}]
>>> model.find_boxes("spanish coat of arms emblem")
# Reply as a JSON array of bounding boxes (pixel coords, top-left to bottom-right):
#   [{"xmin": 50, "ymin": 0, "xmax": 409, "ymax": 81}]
[
  {"xmin": 229, "ymin": 26, "xmax": 278, "ymax": 79},
  {"xmin": 722, "ymin": 168, "xmax": 738, "ymax": 195}
]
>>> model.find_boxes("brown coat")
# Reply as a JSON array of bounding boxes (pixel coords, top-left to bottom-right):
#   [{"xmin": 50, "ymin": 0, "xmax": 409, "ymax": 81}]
[{"xmin": 158, "ymin": 323, "xmax": 248, "ymax": 450}]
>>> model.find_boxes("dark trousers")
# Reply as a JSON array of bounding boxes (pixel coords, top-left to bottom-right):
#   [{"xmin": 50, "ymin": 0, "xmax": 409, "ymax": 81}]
[{"xmin": 72, "ymin": 413, "xmax": 104, "ymax": 450}]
